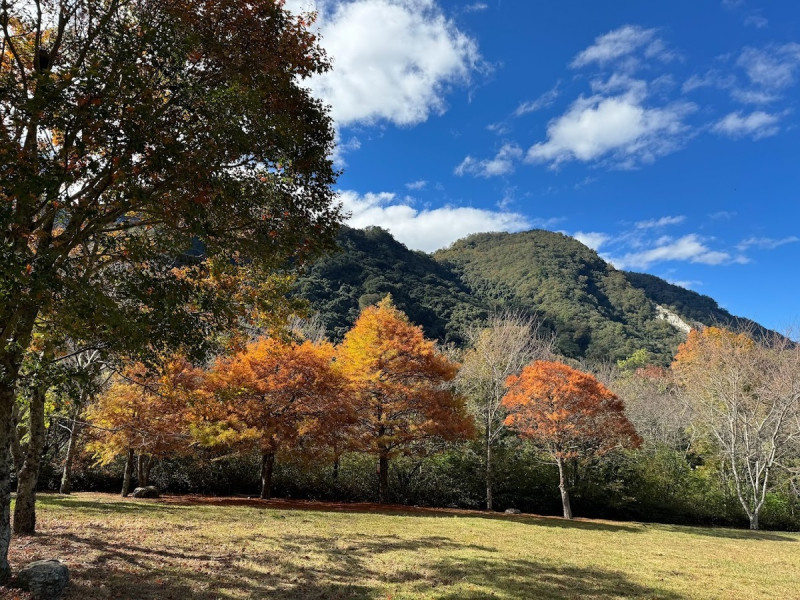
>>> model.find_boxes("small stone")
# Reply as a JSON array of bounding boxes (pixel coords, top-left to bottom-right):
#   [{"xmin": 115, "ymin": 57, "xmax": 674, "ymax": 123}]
[
  {"xmin": 132, "ymin": 486, "xmax": 160, "ymax": 498},
  {"xmin": 504, "ymin": 508, "xmax": 522, "ymax": 514},
  {"xmin": 18, "ymin": 559, "xmax": 69, "ymax": 600}
]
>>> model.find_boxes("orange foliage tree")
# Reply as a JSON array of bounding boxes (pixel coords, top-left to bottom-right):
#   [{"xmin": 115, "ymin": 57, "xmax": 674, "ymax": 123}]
[
  {"xmin": 200, "ymin": 337, "xmax": 347, "ymax": 499},
  {"xmin": 337, "ymin": 297, "xmax": 474, "ymax": 503},
  {"xmin": 87, "ymin": 358, "xmax": 198, "ymax": 496},
  {"xmin": 502, "ymin": 361, "xmax": 641, "ymax": 518}
]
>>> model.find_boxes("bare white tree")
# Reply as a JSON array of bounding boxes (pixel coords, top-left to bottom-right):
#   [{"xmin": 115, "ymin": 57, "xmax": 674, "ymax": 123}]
[
  {"xmin": 456, "ymin": 311, "xmax": 555, "ymax": 510},
  {"xmin": 674, "ymin": 328, "xmax": 800, "ymax": 530}
]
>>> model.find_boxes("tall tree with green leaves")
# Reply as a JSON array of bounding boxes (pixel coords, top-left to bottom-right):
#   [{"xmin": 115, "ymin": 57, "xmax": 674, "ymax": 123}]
[{"xmin": 0, "ymin": 0, "xmax": 340, "ymax": 580}]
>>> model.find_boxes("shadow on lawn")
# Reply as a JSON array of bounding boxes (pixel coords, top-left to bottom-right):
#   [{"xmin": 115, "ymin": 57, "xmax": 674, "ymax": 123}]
[
  {"xmin": 659, "ymin": 524, "xmax": 797, "ymax": 543},
  {"xmin": 157, "ymin": 495, "xmax": 642, "ymax": 534},
  {"xmin": 36, "ymin": 494, "xmax": 183, "ymax": 516},
  {"xmin": 33, "ymin": 528, "xmax": 684, "ymax": 600}
]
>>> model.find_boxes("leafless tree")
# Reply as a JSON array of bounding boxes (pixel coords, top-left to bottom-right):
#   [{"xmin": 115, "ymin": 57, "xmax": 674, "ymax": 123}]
[
  {"xmin": 674, "ymin": 327, "xmax": 800, "ymax": 530},
  {"xmin": 455, "ymin": 311, "xmax": 555, "ymax": 510}
]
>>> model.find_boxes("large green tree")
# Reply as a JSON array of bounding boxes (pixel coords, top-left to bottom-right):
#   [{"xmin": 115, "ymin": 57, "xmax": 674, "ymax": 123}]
[{"xmin": 0, "ymin": 0, "xmax": 341, "ymax": 580}]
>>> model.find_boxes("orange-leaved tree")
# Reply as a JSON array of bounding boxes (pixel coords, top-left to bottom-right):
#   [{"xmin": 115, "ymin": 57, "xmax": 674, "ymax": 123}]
[
  {"xmin": 337, "ymin": 297, "xmax": 474, "ymax": 503},
  {"xmin": 200, "ymin": 337, "xmax": 346, "ymax": 499},
  {"xmin": 87, "ymin": 358, "xmax": 198, "ymax": 496},
  {"xmin": 502, "ymin": 361, "xmax": 641, "ymax": 519}
]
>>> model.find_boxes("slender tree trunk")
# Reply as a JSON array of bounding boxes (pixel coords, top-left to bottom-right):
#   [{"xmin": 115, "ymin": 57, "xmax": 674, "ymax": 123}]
[
  {"xmin": 749, "ymin": 512, "xmax": 759, "ymax": 531},
  {"xmin": 260, "ymin": 451, "xmax": 275, "ymax": 499},
  {"xmin": 556, "ymin": 457, "xmax": 573, "ymax": 520},
  {"xmin": 60, "ymin": 419, "xmax": 81, "ymax": 495},
  {"xmin": 121, "ymin": 448, "xmax": 135, "ymax": 497},
  {"xmin": 144, "ymin": 457, "xmax": 153, "ymax": 488},
  {"xmin": 332, "ymin": 456, "xmax": 340, "ymax": 481},
  {"xmin": 13, "ymin": 384, "xmax": 47, "ymax": 535},
  {"xmin": 378, "ymin": 451, "xmax": 390, "ymax": 504},
  {"xmin": 137, "ymin": 453, "xmax": 144, "ymax": 487},
  {"xmin": 0, "ymin": 383, "xmax": 16, "ymax": 583},
  {"xmin": 485, "ymin": 425, "xmax": 493, "ymax": 511}
]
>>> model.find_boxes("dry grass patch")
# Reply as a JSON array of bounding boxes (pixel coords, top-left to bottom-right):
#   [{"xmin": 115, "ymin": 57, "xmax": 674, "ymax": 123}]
[{"xmin": 2, "ymin": 493, "xmax": 798, "ymax": 599}]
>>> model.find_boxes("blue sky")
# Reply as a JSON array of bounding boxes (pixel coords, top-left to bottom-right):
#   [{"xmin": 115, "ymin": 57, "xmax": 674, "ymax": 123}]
[{"xmin": 286, "ymin": 0, "xmax": 800, "ymax": 331}]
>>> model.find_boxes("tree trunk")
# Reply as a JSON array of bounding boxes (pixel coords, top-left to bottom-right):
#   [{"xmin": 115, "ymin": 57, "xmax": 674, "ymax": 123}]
[
  {"xmin": 749, "ymin": 512, "xmax": 759, "ymax": 531},
  {"xmin": 556, "ymin": 457, "xmax": 573, "ymax": 520},
  {"xmin": 260, "ymin": 451, "xmax": 275, "ymax": 499},
  {"xmin": 144, "ymin": 457, "xmax": 153, "ymax": 488},
  {"xmin": 60, "ymin": 419, "xmax": 81, "ymax": 495},
  {"xmin": 0, "ymin": 383, "xmax": 15, "ymax": 583},
  {"xmin": 121, "ymin": 448, "xmax": 135, "ymax": 497},
  {"xmin": 332, "ymin": 456, "xmax": 340, "ymax": 481},
  {"xmin": 13, "ymin": 385, "xmax": 47, "ymax": 535},
  {"xmin": 485, "ymin": 426, "xmax": 493, "ymax": 511},
  {"xmin": 137, "ymin": 453, "xmax": 144, "ymax": 487},
  {"xmin": 378, "ymin": 451, "xmax": 390, "ymax": 504}
]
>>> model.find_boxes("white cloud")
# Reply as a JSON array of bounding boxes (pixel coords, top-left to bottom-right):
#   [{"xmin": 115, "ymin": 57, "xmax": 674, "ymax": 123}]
[
  {"xmin": 607, "ymin": 234, "xmax": 733, "ymax": 270},
  {"xmin": 339, "ymin": 190, "xmax": 531, "ymax": 251},
  {"xmin": 712, "ymin": 111, "xmax": 781, "ymax": 139},
  {"xmin": 526, "ymin": 91, "xmax": 695, "ymax": 168},
  {"xmin": 405, "ymin": 180, "xmax": 428, "ymax": 190},
  {"xmin": 455, "ymin": 144, "xmax": 523, "ymax": 177},
  {"xmin": 635, "ymin": 215, "xmax": 686, "ymax": 229},
  {"xmin": 737, "ymin": 44, "xmax": 800, "ymax": 90},
  {"xmin": 515, "ymin": 83, "xmax": 561, "ymax": 116},
  {"xmin": 572, "ymin": 232, "xmax": 611, "ymax": 251},
  {"xmin": 744, "ymin": 15, "xmax": 768, "ymax": 29},
  {"xmin": 293, "ymin": 0, "xmax": 481, "ymax": 127},
  {"xmin": 737, "ymin": 236, "xmax": 800, "ymax": 251},
  {"xmin": 463, "ymin": 2, "xmax": 488, "ymax": 12},
  {"xmin": 571, "ymin": 25, "xmax": 671, "ymax": 69}
]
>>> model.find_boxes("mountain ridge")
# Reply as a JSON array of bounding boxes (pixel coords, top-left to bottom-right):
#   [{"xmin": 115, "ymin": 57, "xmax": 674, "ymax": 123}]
[{"xmin": 295, "ymin": 226, "xmax": 772, "ymax": 364}]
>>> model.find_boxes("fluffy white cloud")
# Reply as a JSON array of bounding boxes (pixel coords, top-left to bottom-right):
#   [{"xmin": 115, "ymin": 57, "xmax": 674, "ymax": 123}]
[
  {"xmin": 526, "ymin": 91, "xmax": 694, "ymax": 168},
  {"xmin": 712, "ymin": 111, "xmax": 781, "ymax": 139},
  {"xmin": 572, "ymin": 232, "xmax": 611, "ymax": 251},
  {"xmin": 571, "ymin": 25, "xmax": 668, "ymax": 69},
  {"xmin": 289, "ymin": 0, "xmax": 480, "ymax": 127},
  {"xmin": 455, "ymin": 144, "xmax": 523, "ymax": 177},
  {"xmin": 635, "ymin": 215, "xmax": 686, "ymax": 229},
  {"xmin": 608, "ymin": 234, "xmax": 734, "ymax": 270},
  {"xmin": 405, "ymin": 180, "xmax": 428, "ymax": 190},
  {"xmin": 339, "ymin": 191, "xmax": 531, "ymax": 251}
]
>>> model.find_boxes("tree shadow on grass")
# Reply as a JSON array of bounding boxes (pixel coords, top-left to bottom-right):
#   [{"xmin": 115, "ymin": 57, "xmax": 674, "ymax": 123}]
[
  {"xmin": 35, "ymin": 494, "xmax": 183, "ymax": 516},
  {"xmin": 157, "ymin": 495, "xmax": 642, "ymax": 533},
  {"xmin": 27, "ymin": 527, "xmax": 685, "ymax": 600},
  {"xmin": 659, "ymin": 524, "xmax": 798, "ymax": 543}
]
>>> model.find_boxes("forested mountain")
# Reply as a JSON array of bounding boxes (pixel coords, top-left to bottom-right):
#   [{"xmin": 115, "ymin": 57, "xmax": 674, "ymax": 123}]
[{"xmin": 295, "ymin": 227, "xmax": 769, "ymax": 363}]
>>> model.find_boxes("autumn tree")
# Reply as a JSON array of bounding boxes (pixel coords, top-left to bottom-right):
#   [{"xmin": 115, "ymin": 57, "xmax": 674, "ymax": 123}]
[
  {"xmin": 502, "ymin": 361, "xmax": 641, "ymax": 519},
  {"xmin": 200, "ymin": 337, "xmax": 346, "ymax": 499},
  {"xmin": 0, "ymin": 0, "xmax": 340, "ymax": 578},
  {"xmin": 337, "ymin": 297, "xmax": 474, "ymax": 504},
  {"xmin": 673, "ymin": 327, "xmax": 800, "ymax": 530},
  {"xmin": 456, "ymin": 311, "xmax": 554, "ymax": 510}
]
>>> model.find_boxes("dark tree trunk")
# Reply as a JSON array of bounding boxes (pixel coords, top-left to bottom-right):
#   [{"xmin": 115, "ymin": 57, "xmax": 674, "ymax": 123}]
[
  {"xmin": 260, "ymin": 451, "xmax": 275, "ymax": 499},
  {"xmin": 485, "ymin": 425, "xmax": 493, "ymax": 511},
  {"xmin": 0, "ymin": 383, "xmax": 15, "ymax": 583},
  {"xmin": 13, "ymin": 384, "xmax": 47, "ymax": 535},
  {"xmin": 556, "ymin": 457, "xmax": 573, "ymax": 520},
  {"xmin": 60, "ymin": 418, "xmax": 81, "ymax": 495},
  {"xmin": 137, "ymin": 453, "xmax": 152, "ymax": 487},
  {"xmin": 378, "ymin": 451, "xmax": 390, "ymax": 504},
  {"xmin": 121, "ymin": 448, "xmax": 135, "ymax": 497},
  {"xmin": 332, "ymin": 456, "xmax": 340, "ymax": 481},
  {"xmin": 144, "ymin": 457, "xmax": 153, "ymax": 488}
]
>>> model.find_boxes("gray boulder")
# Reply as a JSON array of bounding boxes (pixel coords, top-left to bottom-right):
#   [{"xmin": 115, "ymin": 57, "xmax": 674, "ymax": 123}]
[
  {"xmin": 132, "ymin": 486, "xmax": 160, "ymax": 498},
  {"xmin": 504, "ymin": 508, "xmax": 522, "ymax": 514},
  {"xmin": 18, "ymin": 559, "xmax": 69, "ymax": 600}
]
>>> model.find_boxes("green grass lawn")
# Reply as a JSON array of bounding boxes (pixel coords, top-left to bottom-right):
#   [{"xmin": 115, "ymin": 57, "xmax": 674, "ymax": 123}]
[{"xmin": 4, "ymin": 493, "xmax": 799, "ymax": 599}]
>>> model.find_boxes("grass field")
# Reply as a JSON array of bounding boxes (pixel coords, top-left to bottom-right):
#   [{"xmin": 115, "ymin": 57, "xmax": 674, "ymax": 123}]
[{"xmin": 2, "ymin": 493, "xmax": 799, "ymax": 599}]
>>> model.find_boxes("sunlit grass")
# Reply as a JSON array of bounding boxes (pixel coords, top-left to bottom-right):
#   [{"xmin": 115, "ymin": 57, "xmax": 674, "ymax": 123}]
[{"xmin": 5, "ymin": 492, "xmax": 799, "ymax": 599}]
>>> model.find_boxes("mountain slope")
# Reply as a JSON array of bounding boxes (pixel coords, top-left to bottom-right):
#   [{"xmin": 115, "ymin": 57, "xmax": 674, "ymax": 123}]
[
  {"xmin": 295, "ymin": 227, "xmax": 769, "ymax": 364},
  {"xmin": 433, "ymin": 230, "xmax": 684, "ymax": 362}
]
